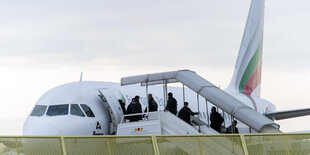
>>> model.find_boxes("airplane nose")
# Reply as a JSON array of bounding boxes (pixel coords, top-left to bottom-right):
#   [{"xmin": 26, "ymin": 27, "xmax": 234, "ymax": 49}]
[{"xmin": 23, "ymin": 121, "xmax": 61, "ymax": 136}]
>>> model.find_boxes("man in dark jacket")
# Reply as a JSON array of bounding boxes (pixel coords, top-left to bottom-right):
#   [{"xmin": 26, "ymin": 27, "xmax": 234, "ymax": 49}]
[
  {"xmin": 126, "ymin": 96, "xmax": 142, "ymax": 122},
  {"xmin": 165, "ymin": 92, "xmax": 177, "ymax": 115},
  {"xmin": 210, "ymin": 106, "xmax": 224, "ymax": 132},
  {"xmin": 226, "ymin": 120, "xmax": 239, "ymax": 134},
  {"xmin": 118, "ymin": 99, "xmax": 126, "ymax": 114},
  {"xmin": 144, "ymin": 94, "xmax": 158, "ymax": 112},
  {"xmin": 178, "ymin": 102, "xmax": 199, "ymax": 124}
]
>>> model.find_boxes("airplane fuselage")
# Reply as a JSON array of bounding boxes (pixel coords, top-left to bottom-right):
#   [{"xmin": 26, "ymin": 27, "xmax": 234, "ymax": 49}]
[{"xmin": 23, "ymin": 81, "xmax": 275, "ymax": 135}]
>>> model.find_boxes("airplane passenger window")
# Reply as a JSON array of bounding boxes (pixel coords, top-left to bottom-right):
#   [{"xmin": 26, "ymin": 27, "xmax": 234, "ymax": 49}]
[
  {"xmin": 71, "ymin": 104, "xmax": 85, "ymax": 117},
  {"xmin": 31, "ymin": 105, "xmax": 47, "ymax": 116},
  {"xmin": 46, "ymin": 104, "xmax": 69, "ymax": 116},
  {"xmin": 80, "ymin": 104, "xmax": 95, "ymax": 117}
]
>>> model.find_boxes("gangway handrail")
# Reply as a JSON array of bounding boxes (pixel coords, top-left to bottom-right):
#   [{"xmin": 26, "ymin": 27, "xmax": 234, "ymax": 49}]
[
  {"xmin": 120, "ymin": 111, "xmax": 161, "ymax": 124},
  {"xmin": 121, "ymin": 69, "xmax": 193, "ymax": 86},
  {"xmin": 120, "ymin": 112, "xmax": 145, "ymax": 124},
  {"xmin": 121, "ymin": 70, "xmax": 280, "ymax": 133}
]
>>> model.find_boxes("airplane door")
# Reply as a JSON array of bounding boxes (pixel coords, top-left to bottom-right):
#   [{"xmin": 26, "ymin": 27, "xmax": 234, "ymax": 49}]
[{"xmin": 98, "ymin": 89, "xmax": 123, "ymax": 134}]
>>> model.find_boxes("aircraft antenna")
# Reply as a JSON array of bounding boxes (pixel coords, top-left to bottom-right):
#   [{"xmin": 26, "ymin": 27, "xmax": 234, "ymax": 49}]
[{"xmin": 80, "ymin": 72, "xmax": 83, "ymax": 82}]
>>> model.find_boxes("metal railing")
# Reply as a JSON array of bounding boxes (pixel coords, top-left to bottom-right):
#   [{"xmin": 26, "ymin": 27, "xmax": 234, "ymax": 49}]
[
  {"xmin": 1, "ymin": 133, "xmax": 310, "ymax": 155},
  {"xmin": 120, "ymin": 111, "xmax": 160, "ymax": 124}
]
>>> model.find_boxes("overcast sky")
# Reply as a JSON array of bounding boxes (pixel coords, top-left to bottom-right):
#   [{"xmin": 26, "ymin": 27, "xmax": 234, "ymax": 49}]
[{"xmin": 0, "ymin": 0, "xmax": 310, "ymax": 135}]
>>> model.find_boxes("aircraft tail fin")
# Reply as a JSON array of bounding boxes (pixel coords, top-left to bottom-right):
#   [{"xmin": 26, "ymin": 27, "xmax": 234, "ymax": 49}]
[{"xmin": 227, "ymin": 0, "xmax": 265, "ymax": 99}]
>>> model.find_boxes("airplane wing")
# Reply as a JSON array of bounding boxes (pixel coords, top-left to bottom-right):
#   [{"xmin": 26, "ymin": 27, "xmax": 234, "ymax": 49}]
[{"xmin": 264, "ymin": 108, "xmax": 310, "ymax": 120}]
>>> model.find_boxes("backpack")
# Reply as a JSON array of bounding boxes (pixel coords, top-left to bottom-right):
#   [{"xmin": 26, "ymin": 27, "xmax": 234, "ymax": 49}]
[
  {"xmin": 131, "ymin": 103, "xmax": 138, "ymax": 113},
  {"xmin": 150, "ymin": 100, "xmax": 158, "ymax": 111},
  {"xmin": 126, "ymin": 103, "xmax": 135, "ymax": 114}
]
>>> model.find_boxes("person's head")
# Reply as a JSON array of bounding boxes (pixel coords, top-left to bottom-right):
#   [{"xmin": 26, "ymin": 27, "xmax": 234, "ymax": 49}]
[
  {"xmin": 211, "ymin": 106, "xmax": 216, "ymax": 113},
  {"xmin": 148, "ymin": 94, "xmax": 153, "ymax": 100},
  {"xmin": 135, "ymin": 95, "xmax": 140, "ymax": 102},
  {"xmin": 184, "ymin": 102, "xmax": 189, "ymax": 107},
  {"xmin": 233, "ymin": 120, "xmax": 238, "ymax": 126},
  {"xmin": 168, "ymin": 92, "xmax": 173, "ymax": 98},
  {"xmin": 131, "ymin": 98, "xmax": 136, "ymax": 102}
]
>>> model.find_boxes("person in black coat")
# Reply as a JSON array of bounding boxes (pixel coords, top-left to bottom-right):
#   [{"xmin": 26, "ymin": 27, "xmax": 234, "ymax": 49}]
[
  {"xmin": 210, "ymin": 106, "xmax": 224, "ymax": 132},
  {"xmin": 126, "ymin": 96, "xmax": 142, "ymax": 122},
  {"xmin": 118, "ymin": 99, "xmax": 126, "ymax": 114},
  {"xmin": 226, "ymin": 120, "xmax": 239, "ymax": 134},
  {"xmin": 165, "ymin": 92, "xmax": 177, "ymax": 115},
  {"xmin": 178, "ymin": 102, "xmax": 199, "ymax": 125},
  {"xmin": 144, "ymin": 94, "xmax": 158, "ymax": 112}
]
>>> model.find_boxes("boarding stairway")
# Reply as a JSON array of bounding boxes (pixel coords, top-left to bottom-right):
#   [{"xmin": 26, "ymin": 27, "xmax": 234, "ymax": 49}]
[
  {"xmin": 117, "ymin": 111, "xmax": 218, "ymax": 135},
  {"xmin": 98, "ymin": 89, "xmax": 216, "ymax": 135},
  {"xmin": 120, "ymin": 70, "xmax": 281, "ymax": 133},
  {"xmin": 116, "ymin": 111, "xmax": 241, "ymax": 154}
]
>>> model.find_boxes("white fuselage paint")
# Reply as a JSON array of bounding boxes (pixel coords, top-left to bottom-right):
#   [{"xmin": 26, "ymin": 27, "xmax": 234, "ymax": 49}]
[{"xmin": 23, "ymin": 81, "xmax": 276, "ymax": 135}]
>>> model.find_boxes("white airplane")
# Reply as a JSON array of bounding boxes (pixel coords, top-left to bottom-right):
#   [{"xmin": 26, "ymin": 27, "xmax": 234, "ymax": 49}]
[{"xmin": 23, "ymin": 0, "xmax": 310, "ymax": 135}]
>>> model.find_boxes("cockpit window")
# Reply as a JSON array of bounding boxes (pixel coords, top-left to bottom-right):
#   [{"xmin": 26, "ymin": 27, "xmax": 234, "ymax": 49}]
[
  {"xmin": 46, "ymin": 104, "xmax": 68, "ymax": 116},
  {"xmin": 71, "ymin": 104, "xmax": 85, "ymax": 117},
  {"xmin": 80, "ymin": 104, "xmax": 95, "ymax": 117},
  {"xmin": 31, "ymin": 105, "xmax": 47, "ymax": 116}
]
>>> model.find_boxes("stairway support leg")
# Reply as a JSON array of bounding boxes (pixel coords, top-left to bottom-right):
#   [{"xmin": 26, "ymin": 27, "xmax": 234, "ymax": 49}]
[
  {"xmin": 146, "ymin": 82, "xmax": 149, "ymax": 114},
  {"xmin": 206, "ymin": 99, "xmax": 209, "ymax": 126},
  {"xmin": 197, "ymin": 94, "xmax": 201, "ymax": 132},
  {"xmin": 183, "ymin": 84, "xmax": 185, "ymax": 104}
]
